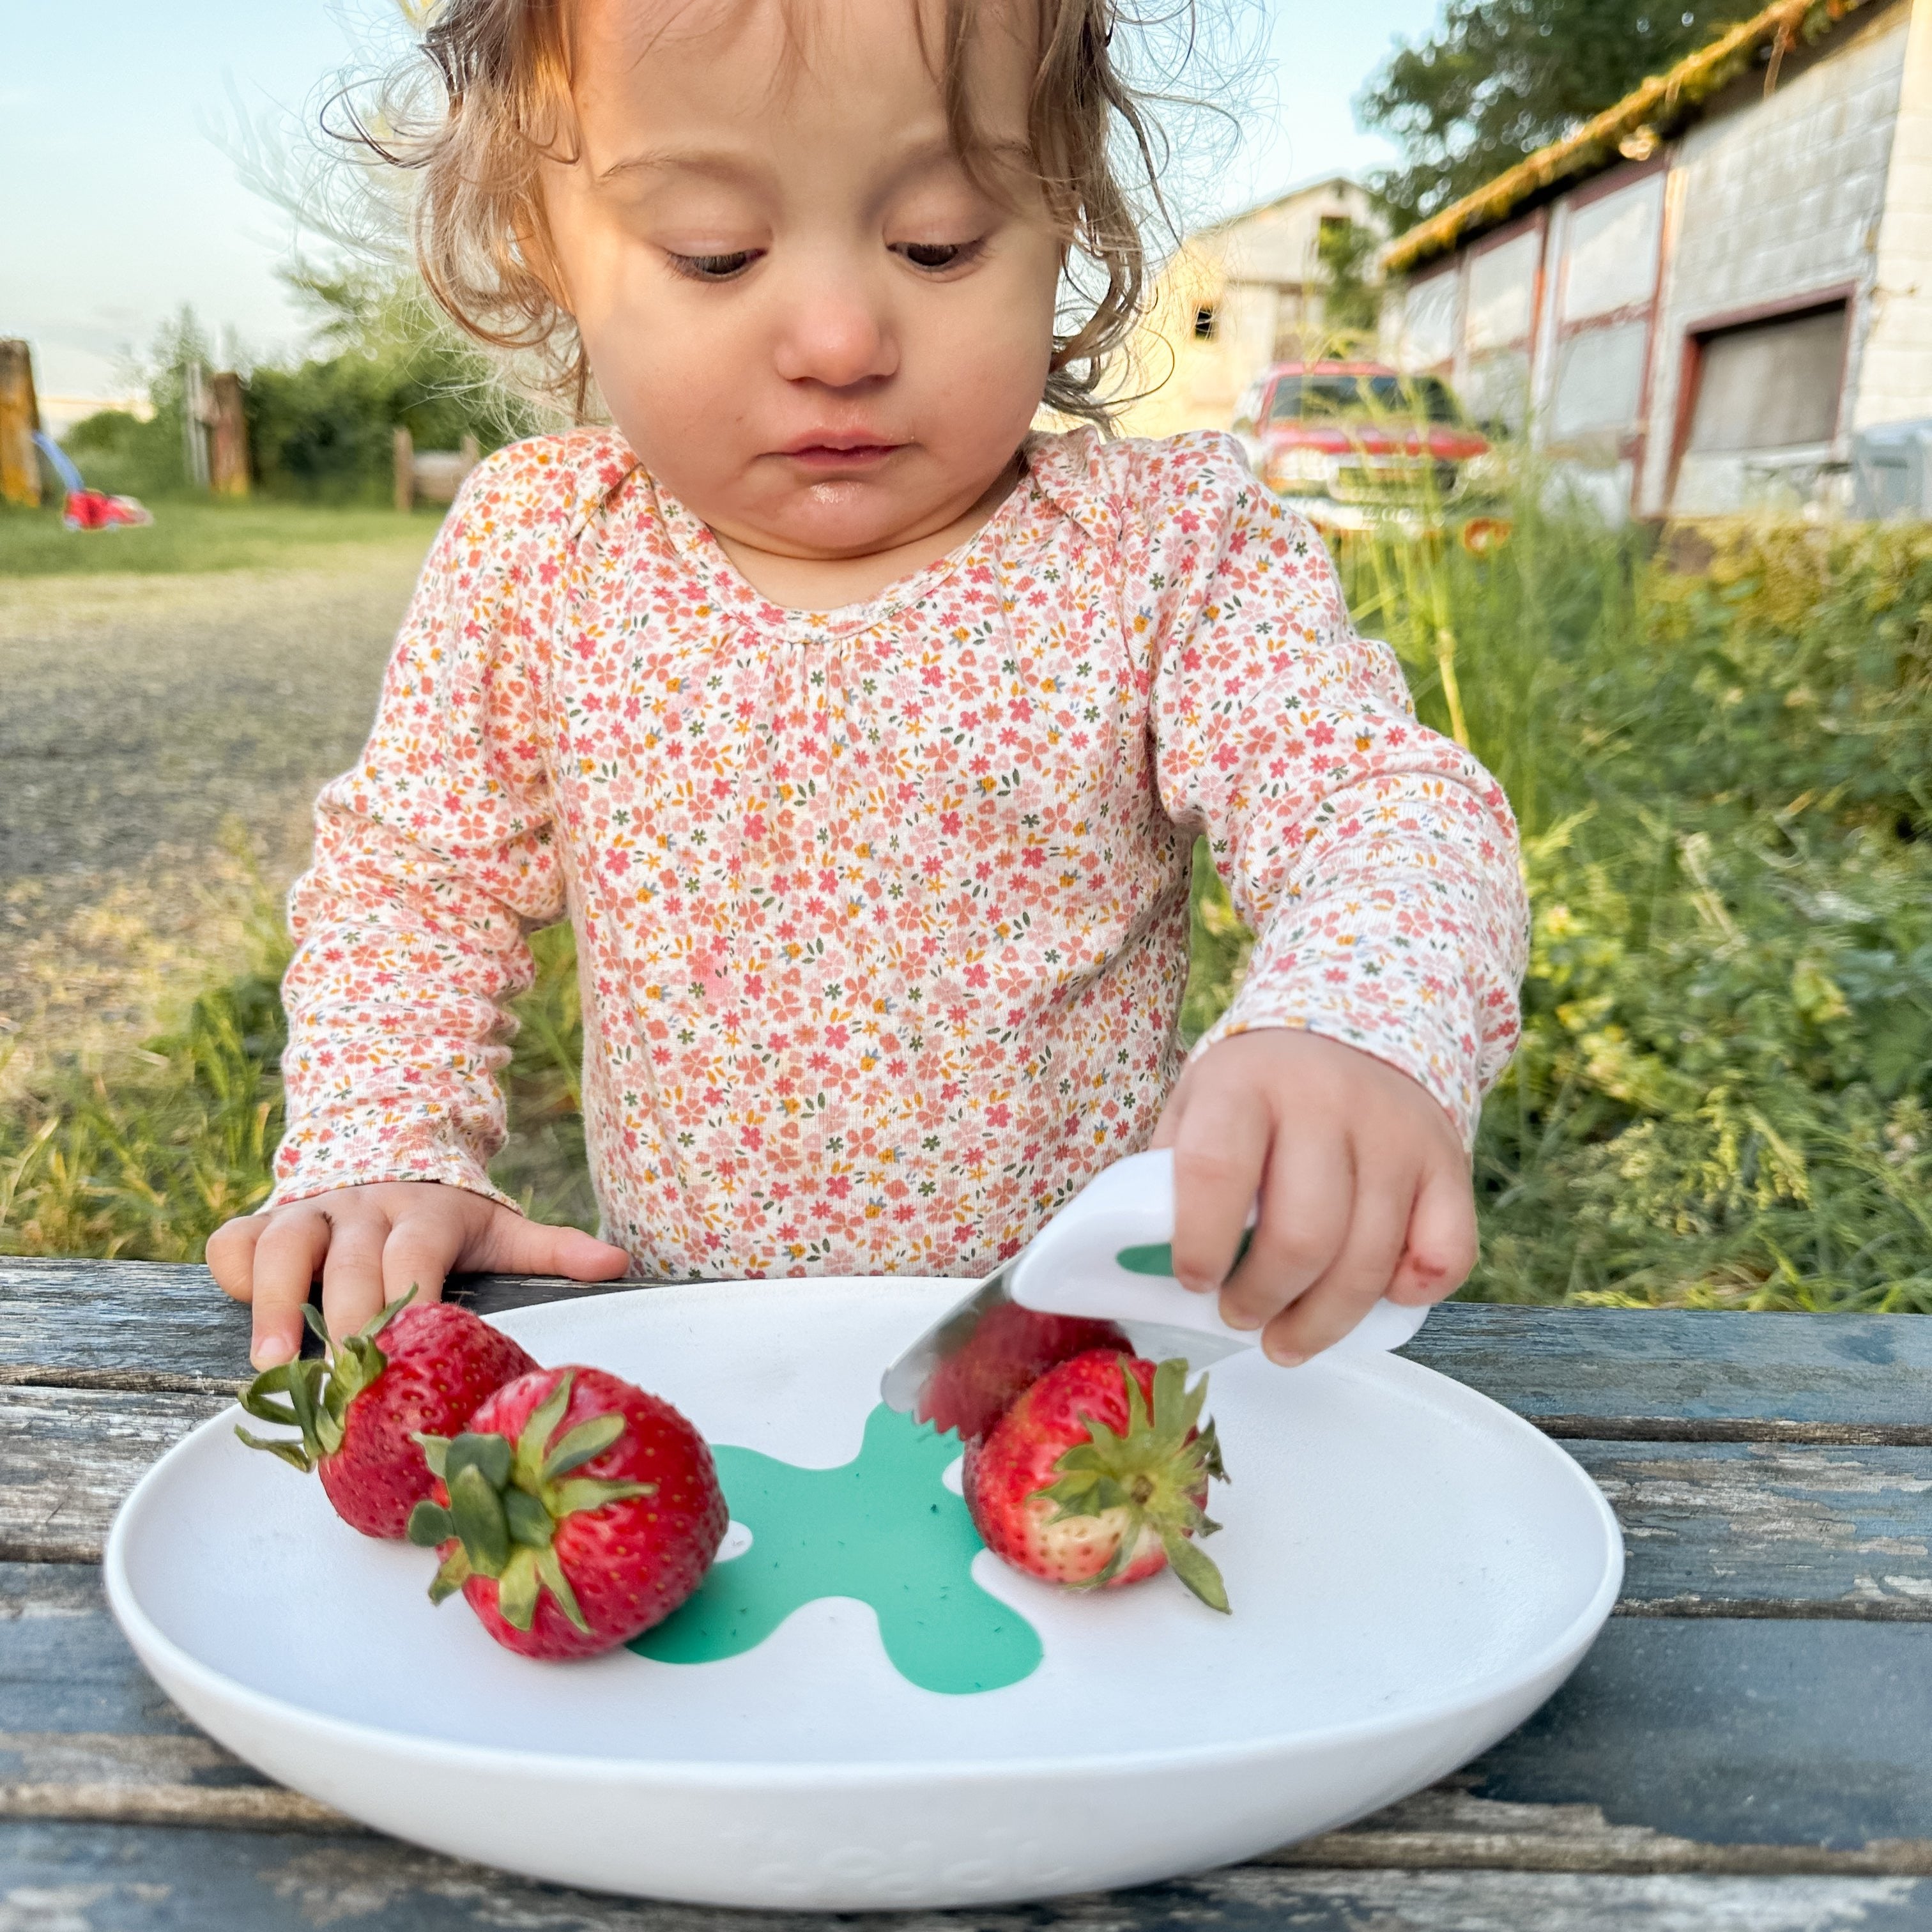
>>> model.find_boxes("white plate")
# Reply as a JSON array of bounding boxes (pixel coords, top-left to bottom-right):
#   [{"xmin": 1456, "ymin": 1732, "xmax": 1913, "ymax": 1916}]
[{"xmin": 107, "ymin": 1278, "xmax": 1621, "ymax": 1910}]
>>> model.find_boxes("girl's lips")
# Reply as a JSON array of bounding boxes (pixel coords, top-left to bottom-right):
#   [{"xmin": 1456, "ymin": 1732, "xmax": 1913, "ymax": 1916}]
[{"xmin": 779, "ymin": 442, "xmax": 903, "ymax": 470}]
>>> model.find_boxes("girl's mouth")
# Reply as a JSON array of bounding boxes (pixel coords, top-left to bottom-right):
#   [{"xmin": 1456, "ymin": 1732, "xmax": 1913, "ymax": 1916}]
[{"xmin": 778, "ymin": 440, "xmax": 904, "ymax": 470}]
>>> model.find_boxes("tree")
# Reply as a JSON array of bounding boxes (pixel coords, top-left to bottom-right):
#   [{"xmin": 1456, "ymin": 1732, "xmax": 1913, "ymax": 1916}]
[
  {"xmin": 1316, "ymin": 220, "xmax": 1383, "ymax": 342},
  {"xmin": 1359, "ymin": 1, "xmax": 1766, "ymax": 231}
]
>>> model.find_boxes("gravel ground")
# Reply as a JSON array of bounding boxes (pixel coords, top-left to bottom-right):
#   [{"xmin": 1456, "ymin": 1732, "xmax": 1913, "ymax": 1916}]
[{"xmin": 0, "ymin": 542, "xmax": 429, "ymax": 1077}]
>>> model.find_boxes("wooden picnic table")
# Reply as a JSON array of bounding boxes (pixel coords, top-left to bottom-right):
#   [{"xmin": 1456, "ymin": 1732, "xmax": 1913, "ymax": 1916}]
[{"xmin": 5, "ymin": 1258, "xmax": 1932, "ymax": 1930}]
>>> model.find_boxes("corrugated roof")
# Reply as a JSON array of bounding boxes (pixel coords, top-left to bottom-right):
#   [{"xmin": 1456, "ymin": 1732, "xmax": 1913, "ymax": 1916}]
[{"xmin": 1382, "ymin": 0, "xmax": 1876, "ymax": 276}]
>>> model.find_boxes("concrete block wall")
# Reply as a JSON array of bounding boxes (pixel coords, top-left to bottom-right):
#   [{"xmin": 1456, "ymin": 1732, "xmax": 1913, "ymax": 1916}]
[
  {"xmin": 1638, "ymin": 4, "xmax": 1912, "ymax": 512},
  {"xmin": 1858, "ymin": 0, "xmax": 1932, "ymax": 426}
]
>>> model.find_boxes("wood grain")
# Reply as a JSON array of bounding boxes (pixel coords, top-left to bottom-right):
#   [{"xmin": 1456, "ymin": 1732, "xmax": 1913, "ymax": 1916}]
[
  {"xmin": 12, "ymin": 1572, "xmax": 1932, "ymax": 1862},
  {"xmin": 0, "ymin": 1388, "xmax": 229, "ymax": 1561},
  {"xmin": 5, "ymin": 1821, "xmax": 1932, "ymax": 1929},
  {"xmin": 15, "ymin": 1386, "xmax": 1932, "ymax": 1620},
  {"xmin": 1575, "ymin": 1440, "xmax": 1932, "ymax": 1618},
  {"xmin": 12, "ymin": 1258, "xmax": 1932, "ymax": 1434}
]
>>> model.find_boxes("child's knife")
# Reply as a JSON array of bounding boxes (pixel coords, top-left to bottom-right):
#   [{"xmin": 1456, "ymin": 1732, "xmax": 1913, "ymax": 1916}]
[{"xmin": 879, "ymin": 1147, "xmax": 1429, "ymax": 1438}]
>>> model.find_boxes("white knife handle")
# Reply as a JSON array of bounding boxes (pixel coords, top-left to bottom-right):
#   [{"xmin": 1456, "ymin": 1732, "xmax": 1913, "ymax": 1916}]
[{"xmin": 1008, "ymin": 1149, "xmax": 1428, "ymax": 1360}]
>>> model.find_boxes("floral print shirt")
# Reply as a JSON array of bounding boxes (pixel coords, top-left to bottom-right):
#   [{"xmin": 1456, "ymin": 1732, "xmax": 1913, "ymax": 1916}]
[{"xmin": 268, "ymin": 426, "xmax": 1526, "ymax": 1278}]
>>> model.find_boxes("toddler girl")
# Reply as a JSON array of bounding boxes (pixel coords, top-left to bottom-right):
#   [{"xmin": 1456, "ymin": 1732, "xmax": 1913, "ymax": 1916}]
[{"xmin": 211, "ymin": 0, "xmax": 1528, "ymax": 1374}]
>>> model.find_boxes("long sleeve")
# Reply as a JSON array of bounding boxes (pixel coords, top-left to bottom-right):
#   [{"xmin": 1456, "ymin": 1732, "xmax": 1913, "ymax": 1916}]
[
  {"xmin": 266, "ymin": 456, "xmax": 569, "ymax": 1209},
  {"xmin": 1135, "ymin": 434, "xmax": 1527, "ymax": 1145}
]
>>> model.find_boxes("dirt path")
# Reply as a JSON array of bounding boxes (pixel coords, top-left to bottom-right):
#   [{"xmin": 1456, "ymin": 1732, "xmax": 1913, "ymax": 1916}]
[{"xmin": 0, "ymin": 543, "xmax": 428, "ymax": 1082}]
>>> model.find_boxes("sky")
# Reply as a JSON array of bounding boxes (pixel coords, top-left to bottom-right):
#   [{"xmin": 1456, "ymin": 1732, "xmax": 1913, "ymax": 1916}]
[{"xmin": 0, "ymin": 0, "xmax": 1445, "ymax": 404}]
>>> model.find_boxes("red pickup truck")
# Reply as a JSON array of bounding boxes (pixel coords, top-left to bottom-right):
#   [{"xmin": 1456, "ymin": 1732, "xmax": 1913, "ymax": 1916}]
[{"xmin": 1230, "ymin": 361, "xmax": 1500, "ymax": 540}]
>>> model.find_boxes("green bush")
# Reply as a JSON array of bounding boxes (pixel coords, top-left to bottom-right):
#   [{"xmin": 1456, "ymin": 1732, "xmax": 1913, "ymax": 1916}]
[
  {"xmin": 1354, "ymin": 503, "xmax": 1932, "ymax": 1308},
  {"xmin": 61, "ymin": 406, "xmax": 185, "ymax": 502}
]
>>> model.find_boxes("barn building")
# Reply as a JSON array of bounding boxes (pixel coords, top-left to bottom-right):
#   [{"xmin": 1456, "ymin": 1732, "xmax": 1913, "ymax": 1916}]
[
  {"xmin": 1381, "ymin": 0, "xmax": 1932, "ymax": 518},
  {"xmin": 1112, "ymin": 176, "xmax": 1384, "ymax": 440}
]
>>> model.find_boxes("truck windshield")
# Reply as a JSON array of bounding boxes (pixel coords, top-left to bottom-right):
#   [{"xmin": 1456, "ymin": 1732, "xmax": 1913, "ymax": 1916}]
[{"xmin": 1269, "ymin": 376, "xmax": 1462, "ymax": 424}]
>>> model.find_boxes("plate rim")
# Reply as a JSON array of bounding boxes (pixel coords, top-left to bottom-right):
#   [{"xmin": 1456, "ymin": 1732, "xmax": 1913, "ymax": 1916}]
[{"xmin": 105, "ymin": 1277, "xmax": 1625, "ymax": 1790}]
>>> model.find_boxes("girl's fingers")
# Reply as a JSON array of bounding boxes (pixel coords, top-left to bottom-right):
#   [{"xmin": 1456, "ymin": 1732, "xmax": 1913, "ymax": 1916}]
[
  {"xmin": 484, "ymin": 1209, "xmax": 633, "ymax": 1282},
  {"xmin": 1165, "ymin": 1089, "xmax": 1271, "ymax": 1299},
  {"xmin": 1259, "ymin": 1166, "xmax": 1413, "ymax": 1365},
  {"xmin": 1218, "ymin": 1131, "xmax": 1353, "ymax": 1333},
  {"xmin": 1390, "ymin": 1147, "xmax": 1481, "ymax": 1306},
  {"xmin": 206, "ymin": 1215, "xmax": 265, "ymax": 1303},
  {"xmin": 319, "ymin": 1208, "xmax": 394, "ymax": 1344},
  {"xmin": 247, "ymin": 1209, "xmax": 331, "ymax": 1370},
  {"xmin": 378, "ymin": 1209, "xmax": 470, "ymax": 1311}
]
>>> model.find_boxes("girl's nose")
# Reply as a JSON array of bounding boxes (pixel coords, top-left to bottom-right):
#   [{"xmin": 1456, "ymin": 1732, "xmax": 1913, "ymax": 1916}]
[{"xmin": 771, "ymin": 262, "xmax": 898, "ymax": 390}]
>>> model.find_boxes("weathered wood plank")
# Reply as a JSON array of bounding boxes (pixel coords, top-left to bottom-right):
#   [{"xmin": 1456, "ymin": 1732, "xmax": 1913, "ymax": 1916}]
[
  {"xmin": 0, "ymin": 1259, "xmax": 252, "ymax": 1385},
  {"xmin": 12, "ymin": 1259, "xmax": 1932, "ymax": 1433},
  {"xmin": 1575, "ymin": 1441, "xmax": 1932, "ymax": 1618},
  {"xmin": 1404, "ymin": 1303, "xmax": 1932, "ymax": 1431},
  {"xmin": 19, "ymin": 1388, "xmax": 1932, "ymax": 1623},
  {"xmin": 4, "ymin": 1822, "xmax": 1932, "ymax": 1930},
  {"xmin": 0, "ymin": 1389, "xmax": 229, "ymax": 1562},
  {"xmin": 12, "ymin": 1570, "xmax": 1932, "ymax": 1864}
]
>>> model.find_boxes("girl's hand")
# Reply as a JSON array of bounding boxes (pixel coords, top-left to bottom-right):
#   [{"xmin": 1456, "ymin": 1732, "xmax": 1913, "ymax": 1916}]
[
  {"xmin": 207, "ymin": 1183, "xmax": 633, "ymax": 1370},
  {"xmin": 1151, "ymin": 1031, "xmax": 1477, "ymax": 1365}
]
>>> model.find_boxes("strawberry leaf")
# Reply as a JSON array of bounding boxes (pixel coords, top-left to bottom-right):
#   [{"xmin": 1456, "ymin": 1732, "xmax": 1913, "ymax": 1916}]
[
  {"xmin": 540, "ymin": 1413, "xmax": 625, "ymax": 1482},
  {"xmin": 233, "ymin": 1427, "xmax": 314, "ymax": 1473},
  {"xmin": 515, "ymin": 1373, "xmax": 576, "ymax": 1492},
  {"xmin": 537, "ymin": 1546, "xmax": 592, "ymax": 1637},
  {"xmin": 406, "ymin": 1500, "xmax": 455, "ymax": 1547},
  {"xmin": 496, "ymin": 1549, "xmax": 542, "ymax": 1631},
  {"xmin": 427, "ymin": 1545, "xmax": 471, "ymax": 1606},
  {"xmin": 504, "ymin": 1486, "xmax": 555, "ymax": 1547},
  {"xmin": 550, "ymin": 1476, "xmax": 654, "ymax": 1520},
  {"xmin": 1160, "ymin": 1526, "xmax": 1230, "ymax": 1613},
  {"xmin": 449, "ymin": 1464, "xmax": 510, "ymax": 1575},
  {"xmin": 445, "ymin": 1431, "xmax": 513, "ymax": 1492}
]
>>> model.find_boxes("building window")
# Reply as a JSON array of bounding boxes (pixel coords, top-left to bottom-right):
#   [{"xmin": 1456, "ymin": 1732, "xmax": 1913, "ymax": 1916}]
[
  {"xmin": 1685, "ymin": 303, "xmax": 1848, "ymax": 454},
  {"xmin": 1193, "ymin": 305, "xmax": 1218, "ymax": 341}
]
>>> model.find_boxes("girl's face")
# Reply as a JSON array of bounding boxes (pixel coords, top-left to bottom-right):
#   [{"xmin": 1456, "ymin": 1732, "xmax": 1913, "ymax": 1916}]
[{"xmin": 540, "ymin": 0, "xmax": 1064, "ymax": 566}]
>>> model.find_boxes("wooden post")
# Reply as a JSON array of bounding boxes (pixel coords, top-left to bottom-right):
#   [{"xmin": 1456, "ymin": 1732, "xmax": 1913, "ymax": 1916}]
[
  {"xmin": 182, "ymin": 361, "xmax": 211, "ymax": 491},
  {"xmin": 206, "ymin": 372, "xmax": 251, "ymax": 498},
  {"xmin": 0, "ymin": 339, "xmax": 42, "ymax": 509},
  {"xmin": 394, "ymin": 425, "xmax": 415, "ymax": 512}
]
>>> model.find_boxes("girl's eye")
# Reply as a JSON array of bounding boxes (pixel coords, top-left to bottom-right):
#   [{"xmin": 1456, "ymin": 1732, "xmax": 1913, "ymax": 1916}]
[
  {"xmin": 668, "ymin": 251, "xmax": 759, "ymax": 282},
  {"xmin": 896, "ymin": 240, "xmax": 979, "ymax": 272}
]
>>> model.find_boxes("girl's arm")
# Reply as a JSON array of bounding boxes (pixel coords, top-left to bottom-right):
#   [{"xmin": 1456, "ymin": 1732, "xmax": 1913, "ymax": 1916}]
[
  {"xmin": 1127, "ymin": 433, "xmax": 1528, "ymax": 1358},
  {"xmin": 270, "ymin": 457, "xmax": 571, "ymax": 1212},
  {"xmin": 211, "ymin": 450, "xmax": 631, "ymax": 1370}
]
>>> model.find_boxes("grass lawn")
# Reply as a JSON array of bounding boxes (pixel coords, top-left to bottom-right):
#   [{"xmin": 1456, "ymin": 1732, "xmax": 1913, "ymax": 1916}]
[{"xmin": 0, "ymin": 497, "xmax": 442, "ymax": 578}]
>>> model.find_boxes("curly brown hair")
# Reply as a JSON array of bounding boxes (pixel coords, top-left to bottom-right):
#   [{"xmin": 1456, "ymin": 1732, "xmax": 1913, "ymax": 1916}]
[{"xmin": 361, "ymin": 0, "xmax": 1186, "ymax": 425}]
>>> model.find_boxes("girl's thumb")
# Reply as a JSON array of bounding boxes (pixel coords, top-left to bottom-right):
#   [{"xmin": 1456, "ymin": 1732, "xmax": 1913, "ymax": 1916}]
[{"xmin": 495, "ymin": 1215, "xmax": 634, "ymax": 1282}]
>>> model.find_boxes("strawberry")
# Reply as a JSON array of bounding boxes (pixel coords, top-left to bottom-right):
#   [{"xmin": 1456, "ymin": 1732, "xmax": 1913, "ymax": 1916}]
[
  {"xmin": 236, "ymin": 1290, "xmax": 537, "ymax": 1539},
  {"xmin": 406, "ymin": 1365, "xmax": 727, "ymax": 1660},
  {"xmin": 962, "ymin": 1349, "xmax": 1230, "ymax": 1611},
  {"xmin": 918, "ymin": 1301, "xmax": 1132, "ymax": 1441}
]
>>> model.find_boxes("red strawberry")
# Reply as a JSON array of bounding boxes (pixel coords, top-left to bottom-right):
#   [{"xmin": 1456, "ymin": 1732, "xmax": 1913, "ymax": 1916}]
[
  {"xmin": 918, "ymin": 1301, "xmax": 1132, "ymax": 1441},
  {"xmin": 962, "ymin": 1349, "xmax": 1230, "ymax": 1610},
  {"xmin": 406, "ymin": 1365, "xmax": 727, "ymax": 1660},
  {"xmin": 236, "ymin": 1290, "xmax": 537, "ymax": 1538}
]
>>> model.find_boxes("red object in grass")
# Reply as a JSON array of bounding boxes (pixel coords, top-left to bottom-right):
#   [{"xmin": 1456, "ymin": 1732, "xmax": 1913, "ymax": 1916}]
[{"xmin": 63, "ymin": 489, "xmax": 151, "ymax": 531}]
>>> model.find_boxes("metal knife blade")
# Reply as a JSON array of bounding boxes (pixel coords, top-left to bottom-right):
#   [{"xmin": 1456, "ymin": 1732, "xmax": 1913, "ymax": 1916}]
[{"xmin": 880, "ymin": 1267, "xmax": 1245, "ymax": 1440}]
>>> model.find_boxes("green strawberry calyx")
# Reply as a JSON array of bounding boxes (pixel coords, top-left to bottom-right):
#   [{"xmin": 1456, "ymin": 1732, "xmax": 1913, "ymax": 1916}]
[
  {"xmin": 405, "ymin": 1371, "xmax": 655, "ymax": 1636},
  {"xmin": 233, "ymin": 1287, "xmax": 418, "ymax": 1473},
  {"xmin": 1034, "ymin": 1356, "xmax": 1231, "ymax": 1613}
]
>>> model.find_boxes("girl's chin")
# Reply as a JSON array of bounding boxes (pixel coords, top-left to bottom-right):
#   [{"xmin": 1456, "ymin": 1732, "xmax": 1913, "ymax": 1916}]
[{"xmin": 725, "ymin": 494, "xmax": 964, "ymax": 563}]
